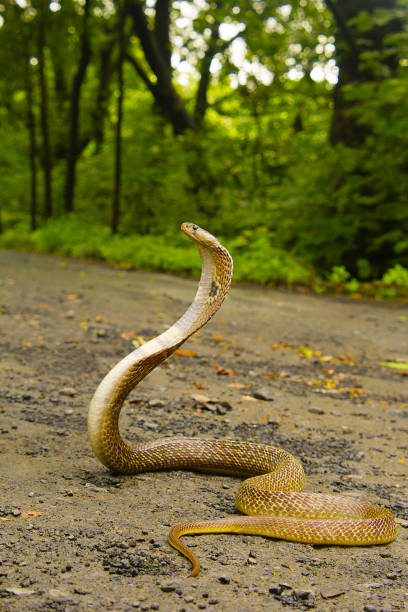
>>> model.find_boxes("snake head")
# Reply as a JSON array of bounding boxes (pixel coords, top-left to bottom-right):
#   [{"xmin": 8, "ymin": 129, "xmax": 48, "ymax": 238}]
[{"xmin": 181, "ymin": 223, "xmax": 224, "ymax": 251}]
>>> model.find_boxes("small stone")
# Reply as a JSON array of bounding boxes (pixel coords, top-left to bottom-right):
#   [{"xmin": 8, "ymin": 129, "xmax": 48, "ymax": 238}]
[
  {"xmin": 320, "ymin": 586, "xmax": 347, "ymax": 599},
  {"xmin": 269, "ymin": 585, "xmax": 283, "ymax": 595},
  {"xmin": 218, "ymin": 576, "xmax": 230, "ymax": 584},
  {"xmin": 184, "ymin": 596, "xmax": 194, "ymax": 603},
  {"xmin": 386, "ymin": 573, "xmax": 397, "ymax": 580},
  {"xmin": 64, "ymin": 311, "xmax": 75, "ymax": 318},
  {"xmin": 247, "ymin": 557, "xmax": 257, "ymax": 564},
  {"xmin": 160, "ymin": 583, "xmax": 176, "ymax": 592},
  {"xmin": 48, "ymin": 589, "xmax": 71, "ymax": 600},
  {"xmin": 149, "ymin": 399, "xmax": 165, "ymax": 407},
  {"xmin": 363, "ymin": 607, "xmax": 377, "ymax": 612},
  {"xmin": 60, "ymin": 387, "xmax": 76, "ymax": 397},
  {"xmin": 6, "ymin": 587, "xmax": 35, "ymax": 596},
  {"xmin": 84, "ymin": 483, "xmax": 108, "ymax": 492},
  {"xmin": 209, "ymin": 599, "xmax": 218, "ymax": 604},
  {"xmin": 293, "ymin": 589, "xmax": 311, "ymax": 600},
  {"xmin": 252, "ymin": 388, "xmax": 274, "ymax": 401}
]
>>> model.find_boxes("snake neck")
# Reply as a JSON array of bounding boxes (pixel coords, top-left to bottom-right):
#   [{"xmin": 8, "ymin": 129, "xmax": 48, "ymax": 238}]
[{"xmin": 88, "ymin": 233, "xmax": 233, "ymax": 474}]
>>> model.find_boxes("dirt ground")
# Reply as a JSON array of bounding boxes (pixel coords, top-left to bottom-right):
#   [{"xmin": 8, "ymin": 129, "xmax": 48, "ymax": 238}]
[{"xmin": 0, "ymin": 249, "xmax": 407, "ymax": 612}]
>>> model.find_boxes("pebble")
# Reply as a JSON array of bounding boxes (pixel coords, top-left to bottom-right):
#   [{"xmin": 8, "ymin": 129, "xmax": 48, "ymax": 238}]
[
  {"xmin": 6, "ymin": 587, "xmax": 36, "ymax": 596},
  {"xmin": 320, "ymin": 586, "xmax": 346, "ymax": 599},
  {"xmin": 48, "ymin": 589, "xmax": 71, "ymax": 600},
  {"xmin": 269, "ymin": 585, "xmax": 283, "ymax": 595},
  {"xmin": 59, "ymin": 387, "xmax": 76, "ymax": 396},
  {"xmin": 293, "ymin": 589, "xmax": 312, "ymax": 600},
  {"xmin": 160, "ymin": 583, "xmax": 176, "ymax": 592},
  {"xmin": 149, "ymin": 399, "xmax": 165, "ymax": 407},
  {"xmin": 252, "ymin": 388, "xmax": 274, "ymax": 401},
  {"xmin": 218, "ymin": 576, "xmax": 230, "ymax": 584}
]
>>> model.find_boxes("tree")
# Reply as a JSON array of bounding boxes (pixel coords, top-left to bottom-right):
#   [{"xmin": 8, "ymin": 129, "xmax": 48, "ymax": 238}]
[
  {"xmin": 111, "ymin": 0, "xmax": 126, "ymax": 234},
  {"xmin": 326, "ymin": 0, "xmax": 405, "ymax": 144},
  {"xmin": 37, "ymin": 0, "xmax": 53, "ymax": 218},
  {"xmin": 64, "ymin": 0, "xmax": 92, "ymax": 212}
]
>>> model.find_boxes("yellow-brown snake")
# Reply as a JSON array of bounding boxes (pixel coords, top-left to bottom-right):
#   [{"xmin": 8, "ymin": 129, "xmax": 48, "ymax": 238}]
[{"xmin": 88, "ymin": 222, "xmax": 397, "ymax": 577}]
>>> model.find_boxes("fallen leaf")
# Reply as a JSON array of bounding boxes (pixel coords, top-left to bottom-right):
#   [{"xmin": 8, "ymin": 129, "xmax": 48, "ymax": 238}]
[
  {"xmin": 397, "ymin": 457, "xmax": 405, "ymax": 463},
  {"xmin": 20, "ymin": 509, "xmax": 46, "ymax": 518},
  {"xmin": 228, "ymin": 382, "xmax": 251, "ymax": 389},
  {"xmin": 175, "ymin": 349, "xmax": 197, "ymax": 357},
  {"xmin": 195, "ymin": 381, "xmax": 205, "ymax": 390},
  {"xmin": 0, "ymin": 517, "xmax": 13, "ymax": 521},
  {"xmin": 380, "ymin": 361, "xmax": 408, "ymax": 371},
  {"xmin": 131, "ymin": 335, "xmax": 147, "ymax": 347},
  {"xmin": 215, "ymin": 366, "xmax": 235, "ymax": 376},
  {"xmin": 214, "ymin": 334, "xmax": 223, "ymax": 342},
  {"xmin": 298, "ymin": 346, "xmax": 313, "ymax": 358}
]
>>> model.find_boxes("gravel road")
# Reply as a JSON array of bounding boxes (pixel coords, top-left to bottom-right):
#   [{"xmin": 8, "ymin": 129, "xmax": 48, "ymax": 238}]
[{"xmin": 0, "ymin": 249, "xmax": 407, "ymax": 611}]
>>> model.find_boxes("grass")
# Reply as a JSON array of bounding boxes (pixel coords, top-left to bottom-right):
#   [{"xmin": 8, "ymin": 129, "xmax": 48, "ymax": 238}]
[{"xmin": 1, "ymin": 216, "xmax": 407, "ymax": 297}]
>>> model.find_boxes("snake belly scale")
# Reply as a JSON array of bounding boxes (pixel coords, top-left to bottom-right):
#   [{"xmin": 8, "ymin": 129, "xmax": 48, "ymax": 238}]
[{"xmin": 88, "ymin": 222, "xmax": 397, "ymax": 577}]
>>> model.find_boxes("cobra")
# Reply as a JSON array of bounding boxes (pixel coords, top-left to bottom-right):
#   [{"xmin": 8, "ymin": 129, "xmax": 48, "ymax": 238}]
[{"xmin": 88, "ymin": 222, "xmax": 397, "ymax": 577}]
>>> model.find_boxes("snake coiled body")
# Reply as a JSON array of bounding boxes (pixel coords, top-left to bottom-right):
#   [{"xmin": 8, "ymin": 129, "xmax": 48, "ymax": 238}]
[{"xmin": 88, "ymin": 222, "xmax": 397, "ymax": 576}]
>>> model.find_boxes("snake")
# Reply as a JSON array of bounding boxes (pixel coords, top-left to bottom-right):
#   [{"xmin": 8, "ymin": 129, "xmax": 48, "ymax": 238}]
[{"xmin": 88, "ymin": 222, "xmax": 397, "ymax": 577}]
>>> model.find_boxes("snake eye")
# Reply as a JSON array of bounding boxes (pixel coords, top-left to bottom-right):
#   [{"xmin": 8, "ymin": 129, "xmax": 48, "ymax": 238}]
[{"xmin": 192, "ymin": 224, "xmax": 198, "ymax": 231}]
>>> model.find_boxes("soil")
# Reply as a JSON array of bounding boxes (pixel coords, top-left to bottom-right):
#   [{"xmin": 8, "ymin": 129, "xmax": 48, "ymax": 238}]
[{"xmin": 0, "ymin": 249, "xmax": 407, "ymax": 612}]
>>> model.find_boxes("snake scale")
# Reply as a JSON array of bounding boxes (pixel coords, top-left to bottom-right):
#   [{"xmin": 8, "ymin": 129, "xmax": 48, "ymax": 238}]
[{"xmin": 88, "ymin": 222, "xmax": 397, "ymax": 577}]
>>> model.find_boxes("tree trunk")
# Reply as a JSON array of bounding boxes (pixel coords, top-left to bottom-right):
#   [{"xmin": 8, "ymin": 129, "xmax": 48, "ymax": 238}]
[
  {"xmin": 326, "ymin": 0, "xmax": 403, "ymax": 145},
  {"xmin": 111, "ymin": 2, "xmax": 125, "ymax": 234},
  {"xmin": 37, "ymin": 2, "xmax": 52, "ymax": 219},
  {"xmin": 93, "ymin": 43, "xmax": 113, "ymax": 153},
  {"xmin": 194, "ymin": 22, "xmax": 219, "ymax": 125},
  {"xmin": 64, "ymin": 0, "xmax": 92, "ymax": 213},
  {"xmin": 25, "ymin": 58, "xmax": 38, "ymax": 231},
  {"xmin": 126, "ymin": 1, "xmax": 196, "ymax": 134}
]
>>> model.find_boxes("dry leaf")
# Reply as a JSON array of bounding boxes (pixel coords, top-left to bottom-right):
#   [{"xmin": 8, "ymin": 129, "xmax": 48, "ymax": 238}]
[
  {"xmin": 298, "ymin": 346, "xmax": 313, "ymax": 358},
  {"xmin": 175, "ymin": 349, "xmax": 197, "ymax": 357},
  {"xmin": 195, "ymin": 381, "xmax": 205, "ymax": 390},
  {"xmin": 20, "ymin": 509, "xmax": 46, "ymax": 518},
  {"xmin": 228, "ymin": 382, "xmax": 251, "ymax": 389},
  {"xmin": 215, "ymin": 366, "xmax": 235, "ymax": 376}
]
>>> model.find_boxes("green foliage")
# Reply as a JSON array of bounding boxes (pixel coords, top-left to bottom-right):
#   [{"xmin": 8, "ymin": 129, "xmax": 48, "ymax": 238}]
[
  {"xmin": 328, "ymin": 266, "xmax": 350, "ymax": 283},
  {"xmin": 0, "ymin": 216, "xmax": 312, "ymax": 285},
  {"xmin": 381, "ymin": 264, "xmax": 408, "ymax": 287},
  {"xmin": 1, "ymin": 0, "xmax": 407, "ymax": 295}
]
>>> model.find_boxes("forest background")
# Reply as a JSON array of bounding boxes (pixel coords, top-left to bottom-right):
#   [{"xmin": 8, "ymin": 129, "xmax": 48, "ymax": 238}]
[{"xmin": 1, "ymin": 0, "xmax": 408, "ymax": 295}]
